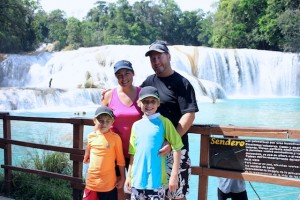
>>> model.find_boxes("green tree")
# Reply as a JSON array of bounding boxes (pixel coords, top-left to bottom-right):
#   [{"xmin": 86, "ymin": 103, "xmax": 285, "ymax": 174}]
[
  {"xmin": 104, "ymin": 0, "xmax": 135, "ymax": 44},
  {"xmin": 81, "ymin": 21, "xmax": 103, "ymax": 47},
  {"xmin": 277, "ymin": 9, "xmax": 300, "ymax": 52},
  {"xmin": 0, "ymin": 0, "xmax": 37, "ymax": 53},
  {"xmin": 212, "ymin": 0, "xmax": 300, "ymax": 51},
  {"xmin": 47, "ymin": 9, "xmax": 67, "ymax": 50},
  {"xmin": 66, "ymin": 17, "xmax": 82, "ymax": 49},
  {"xmin": 232, "ymin": 0, "xmax": 267, "ymax": 49},
  {"xmin": 32, "ymin": 9, "xmax": 49, "ymax": 44},
  {"xmin": 257, "ymin": 0, "xmax": 284, "ymax": 50},
  {"xmin": 213, "ymin": 0, "xmax": 266, "ymax": 48},
  {"xmin": 213, "ymin": 0, "xmax": 235, "ymax": 48},
  {"xmin": 177, "ymin": 10, "xmax": 205, "ymax": 45},
  {"xmin": 132, "ymin": 0, "xmax": 161, "ymax": 44},
  {"xmin": 86, "ymin": 1, "xmax": 109, "ymax": 31},
  {"xmin": 158, "ymin": 0, "xmax": 182, "ymax": 44},
  {"xmin": 197, "ymin": 12, "xmax": 214, "ymax": 47}
]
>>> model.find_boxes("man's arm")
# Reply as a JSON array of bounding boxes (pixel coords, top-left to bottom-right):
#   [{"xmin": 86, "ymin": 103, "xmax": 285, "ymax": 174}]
[
  {"xmin": 101, "ymin": 89, "xmax": 112, "ymax": 106},
  {"xmin": 176, "ymin": 112, "xmax": 195, "ymax": 137},
  {"xmin": 159, "ymin": 112, "xmax": 195, "ymax": 156}
]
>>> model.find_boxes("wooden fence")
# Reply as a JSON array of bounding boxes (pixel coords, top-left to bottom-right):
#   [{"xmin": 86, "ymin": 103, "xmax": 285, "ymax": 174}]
[{"xmin": 0, "ymin": 112, "xmax": 300, "ymax": 200}]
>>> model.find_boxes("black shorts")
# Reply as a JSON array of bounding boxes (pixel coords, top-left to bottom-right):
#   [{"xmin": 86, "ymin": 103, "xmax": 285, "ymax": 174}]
[
  {"xmin": 165, "ymin": 148, "xmax": 191, "ymax": 199},
  {"xmin": 115, "ymin": 157, "xmax": 130, "ymax": 176},
  {"xmin": 131, "ymin": 187, "xmax": 165, "ymax": 200},
  {"xmin": 98, "ymin": 187, "xmax": 118, "ymax": 200},
  {"xmin": 218, "ymin": 188, "xmax": 248, "ymax": 200}
]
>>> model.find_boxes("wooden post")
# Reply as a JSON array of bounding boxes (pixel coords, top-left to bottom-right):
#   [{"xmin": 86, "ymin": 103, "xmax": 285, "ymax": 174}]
[
  {"xmin": 72, "ymin": 119, "xmax": 84, "ymax": 200},
  {"xmin": 2, "ymin": 113, "xmax": 12, "ymax": 195},
  {"xmin": 198, "ymin": 134, "xmax": 209, "ymax": 200}
]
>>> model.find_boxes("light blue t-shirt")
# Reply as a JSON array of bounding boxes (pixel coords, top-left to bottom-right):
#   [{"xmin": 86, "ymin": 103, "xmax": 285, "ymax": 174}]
[
  {"xmin": 218, "ymin": 178, "xmax": 246, "ymax": 193},
  {"xmin": 129, "ymin": 113, "xmax": 183, "ymax": 190}
]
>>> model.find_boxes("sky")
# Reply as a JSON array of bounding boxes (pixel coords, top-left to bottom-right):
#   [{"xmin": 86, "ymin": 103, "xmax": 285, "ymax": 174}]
[{"xmin": 39, "ymin": 0, "xmax": 218, "ymax": 20}]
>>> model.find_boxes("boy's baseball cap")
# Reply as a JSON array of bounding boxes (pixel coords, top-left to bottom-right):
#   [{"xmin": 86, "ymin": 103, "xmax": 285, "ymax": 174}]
[
  {"xmin": 139, "ymin": 86, "xmax": 160, "ymax": 101},
  {"xmin": 145, "ymin": 41, "xmax": 169, "ymax": 56},
  {"xmin": 114, "ymin": 60, "xmax": 134, "ymax": 73},
  {"xmin": 94, "ymin": 106, "xmax": 115, "ymax": 118}
]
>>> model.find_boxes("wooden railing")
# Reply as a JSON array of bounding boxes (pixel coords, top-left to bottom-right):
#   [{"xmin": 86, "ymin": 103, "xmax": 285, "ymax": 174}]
[
  {"xmin": 0, "ymin": 112, "xmax": 300, "ymax": 200},
  {"xmin": 0, "ymin": 112, "xmax": 93, "ymax": 200}
]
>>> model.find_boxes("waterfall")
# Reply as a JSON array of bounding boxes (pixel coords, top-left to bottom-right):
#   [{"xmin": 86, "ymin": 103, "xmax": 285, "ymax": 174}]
[
  {"xmin": 0, "ymin": 88, "xmax": 101, "ymax": 111},
  {"xmin": 0, "ymin": 45, "xmax": 299, "ymax": 111}
]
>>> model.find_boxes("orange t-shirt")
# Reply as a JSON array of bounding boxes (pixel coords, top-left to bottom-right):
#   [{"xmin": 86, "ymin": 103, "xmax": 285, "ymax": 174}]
[{"xmin": 85, "ymin": 130, "xmax": 125, "ymax": 192}]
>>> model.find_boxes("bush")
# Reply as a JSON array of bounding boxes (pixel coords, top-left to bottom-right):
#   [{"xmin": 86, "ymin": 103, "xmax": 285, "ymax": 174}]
[{"xmin": 9, "ymin": 151, "xmax": 73, "ymax": 200}]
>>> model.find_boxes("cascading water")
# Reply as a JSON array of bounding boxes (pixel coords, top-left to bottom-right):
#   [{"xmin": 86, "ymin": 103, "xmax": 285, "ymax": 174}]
[{"xmin": 0, "ymin": 45, "xmax": 299, "ymax": 111}]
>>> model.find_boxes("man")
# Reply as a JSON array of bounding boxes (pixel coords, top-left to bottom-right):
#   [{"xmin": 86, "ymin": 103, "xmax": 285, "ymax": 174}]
[{"xmin": 141, "ymin": 41, "xmax": 199, "ymax": 200}]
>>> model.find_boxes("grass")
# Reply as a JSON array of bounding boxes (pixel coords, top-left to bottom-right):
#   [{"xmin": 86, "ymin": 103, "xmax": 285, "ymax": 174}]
[{"xmin": 0, "ymin": 151, "xmax": 76, "ymax": 200}]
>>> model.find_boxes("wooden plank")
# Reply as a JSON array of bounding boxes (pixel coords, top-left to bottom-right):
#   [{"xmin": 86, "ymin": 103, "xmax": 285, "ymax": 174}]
[
  {"xmin": 189, "ymin": 125, "xmax": 290, "ymax": 138},
  {"xmin": 191, "ymin": 166, "xmax": 202, "ymax": 175},
  {"xmin": 0, "ymin": 138, "xmax": 84, "ymax": 155},
  {"xmin": 288, "ymin": 129, "xmax": 300, "ymax": 139},
  {"xmin": 8, "ymin": 115, "xmax": 74, "ymax": 123},
  {"xmin": 202, "ymin": 168, "xmax": 300, "ymax": 188},
  {"xmin": 1, "ymin": 165, "xmax": 83, "ymax": 183},
  {"xmin": 198, "ymin": 134, "xmax": 209, "ymax": 200},
  {"xmin": 70, "ymin": 154, "xmax": 84, "ymax": 162},
  {"xmin": 0, "ymin": 143, "xmax": 6, "ymax": 149},
  {"xmin": 1, "ymin": 115, "xmax": 94, "ymax": 126},
  {"xmin": 222, "ymin": 131, "xmax": 288, "ymax": 138},
  {"xmin": 71, "ymin": 182, "xmax": 85, "ymax": 190},
  {"xmin": 2, "ymin": 113, "xmax": 12, "ymax": 195}
]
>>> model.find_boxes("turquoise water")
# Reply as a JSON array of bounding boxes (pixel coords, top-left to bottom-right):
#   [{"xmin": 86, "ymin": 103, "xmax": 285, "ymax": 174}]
[{"xmin": 1, "ymin": 98, "xmax": 300, "ymax": 199}]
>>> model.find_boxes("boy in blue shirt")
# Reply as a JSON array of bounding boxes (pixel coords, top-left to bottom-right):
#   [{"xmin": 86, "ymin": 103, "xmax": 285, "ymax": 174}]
[{"xmin": 125, "ymin": 86, "xmax": 183, "ymax": 200}]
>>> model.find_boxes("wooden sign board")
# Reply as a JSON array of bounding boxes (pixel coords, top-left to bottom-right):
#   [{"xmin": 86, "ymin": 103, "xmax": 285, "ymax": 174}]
[{"xmin": 209, "ymin": 137, "xmax": 300, "ymax": 179}]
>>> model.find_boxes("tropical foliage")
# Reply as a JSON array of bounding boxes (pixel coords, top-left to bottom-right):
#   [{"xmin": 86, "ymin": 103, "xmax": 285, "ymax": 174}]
[{"xmin": 0, "ymin": 0, "xmax": 299, "ymax": 53}]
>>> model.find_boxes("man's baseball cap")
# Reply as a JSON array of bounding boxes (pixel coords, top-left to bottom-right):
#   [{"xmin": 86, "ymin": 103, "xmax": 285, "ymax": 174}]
[
  {"xmin": 145, "ymin": 41, "xmax": 169, "ymax": 57},
  {"xmin": 139, "ymin": 86, "xmax": 160, "ymax": 101},
  {"xmin": 94, "ymin": 106, "xmax": 115, "ymax": 118},
  {"xmin": 114, "ymin": 60, "xmax": 134, "ymax": 73}
]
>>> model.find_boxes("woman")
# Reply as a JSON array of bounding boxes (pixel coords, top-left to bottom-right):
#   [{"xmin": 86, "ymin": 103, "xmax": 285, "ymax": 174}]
[{"xmin": 102, "ymin": 60, "xmax": 143, "ymax": 200}]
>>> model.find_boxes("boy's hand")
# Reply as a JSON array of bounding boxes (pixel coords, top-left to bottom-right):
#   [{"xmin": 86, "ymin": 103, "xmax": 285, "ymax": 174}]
[
  {"xmin": 83, "ymin": 157, "xmax": 89, "ymax": 163},
  {"xmin": 168, "ymin": 174, "xmax": 179, "ymax": 192},
  {"xmin": 116, "ymin": 176, "xmax": 125, "ymax": 189},
  {"xmin": 125, "ymin": 177, "xmax": 132, "ymax": 192},
  {"xmin": 158, "ymin": 141, "xmax": 171, "ymax": 156}
]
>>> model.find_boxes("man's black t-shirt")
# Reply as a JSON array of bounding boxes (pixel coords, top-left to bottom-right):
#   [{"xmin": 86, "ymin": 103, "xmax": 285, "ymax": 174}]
[{"xmin": 141, "ymin": 71, "xmax": 199, "ymax": 150}]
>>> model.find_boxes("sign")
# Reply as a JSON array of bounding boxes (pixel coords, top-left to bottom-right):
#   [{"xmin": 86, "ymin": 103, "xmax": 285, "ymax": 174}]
[{"xmin": 209, "ymin": 137, "xmax": 300, "ymax": 179}]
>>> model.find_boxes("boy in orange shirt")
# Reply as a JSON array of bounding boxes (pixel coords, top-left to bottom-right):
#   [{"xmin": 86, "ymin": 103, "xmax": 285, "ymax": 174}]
[{"xmin": 83, "ymin": 106, "xmax": 125, "ymax": 200}]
